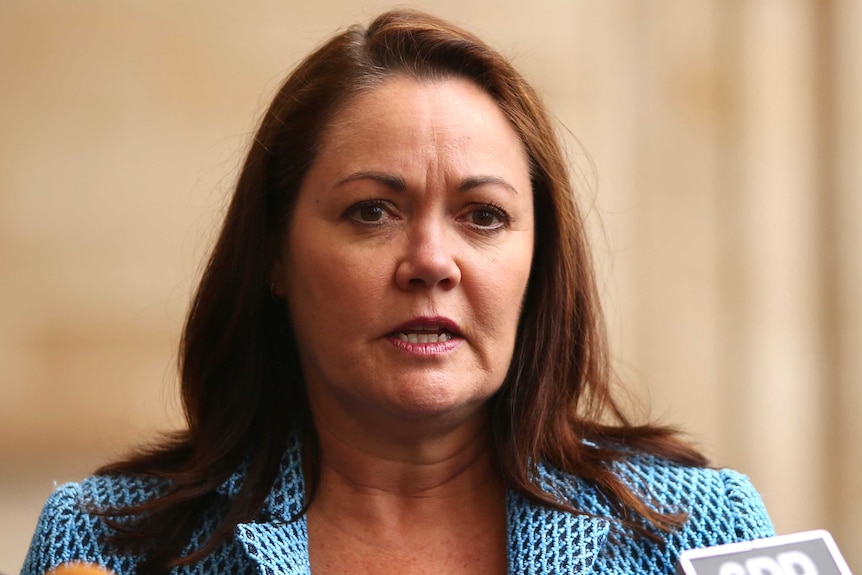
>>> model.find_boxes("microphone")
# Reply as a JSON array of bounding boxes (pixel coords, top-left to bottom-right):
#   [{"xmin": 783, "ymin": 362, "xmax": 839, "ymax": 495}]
[
  {"xmin": 677, "ymin": 530, "xmax": 853, "ymax": 575},
  {"xmin": 45, "ymin": 564, "xmax": 115, "ymax": 575}
]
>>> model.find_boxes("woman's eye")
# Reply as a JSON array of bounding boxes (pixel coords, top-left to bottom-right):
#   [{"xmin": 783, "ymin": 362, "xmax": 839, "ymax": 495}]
[
  {"xmin": 357, "ymin": 204, "xmax": 385, "ymax": 222},
  {"xmin": 346, "ymin": 200, "xmax": 392, "ymax": 226},
  {"xmin": 471, "ymin": 209, "xmax": 499, "ymax": 227},
  {"xmin": 465, "ymin": 205, "xmax": 507, "ymax": 230}
]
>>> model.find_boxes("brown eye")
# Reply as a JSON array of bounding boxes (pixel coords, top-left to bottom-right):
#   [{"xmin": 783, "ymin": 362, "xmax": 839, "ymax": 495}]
[
  {"xmin": 345, "ymin": 200, "xmax": 395, "ymax": 227},
  {"xmin": 358, "ymin": 205, "xmax": 384, "ymax": 222},
  {"xmin": 471, "ymin": 210, "xmax": 497, "ymax": 227}
]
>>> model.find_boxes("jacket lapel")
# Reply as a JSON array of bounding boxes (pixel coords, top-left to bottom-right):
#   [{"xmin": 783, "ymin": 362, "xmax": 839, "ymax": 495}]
[
  {"xmin": 233, "ymin": 434, "xmax": 313, "ymax": 575},
  {"xmin": 236, "ymin": 505, "xmax": 609, "ymax": 575},
  {"xmin": 235, "ymin": 520, "xmax": 311, "ymax": 575},
  {"xmin": 230, "ymin": 437, "xmax": 610, "ymax": 574},
  {"xmin": 506, "ymin": 488, "xmax": 610, "ymax": 574}
]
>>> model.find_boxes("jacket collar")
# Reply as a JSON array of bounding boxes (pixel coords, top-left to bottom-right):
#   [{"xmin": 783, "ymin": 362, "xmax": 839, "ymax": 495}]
[
  {"xmin": 226, "ymin": 435, "xmax": 609, "ymax": 574},
  {"xmin": 217, "ymin": 433, "xmax": 307, "ymax": 523},
  {"xmin": 507, "ymin": 489, "xmax": 609, "ymax": 573}
]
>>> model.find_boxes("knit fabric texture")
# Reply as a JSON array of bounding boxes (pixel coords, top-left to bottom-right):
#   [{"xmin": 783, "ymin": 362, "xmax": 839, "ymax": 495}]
[{"xmin": 21, "ymin": 436, "xmax": 774, "ymax": 574}]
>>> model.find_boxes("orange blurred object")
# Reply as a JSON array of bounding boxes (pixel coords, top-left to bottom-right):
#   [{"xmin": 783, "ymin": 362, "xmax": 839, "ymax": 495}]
[{"xmin": 45, "ymin": 564, "xmax": 115, "ymax": 575}]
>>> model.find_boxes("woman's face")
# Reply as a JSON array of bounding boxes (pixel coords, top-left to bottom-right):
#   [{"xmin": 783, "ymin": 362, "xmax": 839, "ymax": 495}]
[{"xmin": 272, "ymin": 76, "xmax": 534, "ymax": 428}]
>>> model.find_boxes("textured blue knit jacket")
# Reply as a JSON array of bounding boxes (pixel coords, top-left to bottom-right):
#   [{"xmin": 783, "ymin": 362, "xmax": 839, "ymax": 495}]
[{"xmin": 22, "ymin": 435, "xmax": 774, "ymax": 575}]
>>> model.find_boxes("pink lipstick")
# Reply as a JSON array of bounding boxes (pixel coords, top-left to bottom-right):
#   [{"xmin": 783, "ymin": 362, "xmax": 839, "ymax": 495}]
[{"xmin": 387, "ymin": 316, "xmax": 462, "ymax": 355}]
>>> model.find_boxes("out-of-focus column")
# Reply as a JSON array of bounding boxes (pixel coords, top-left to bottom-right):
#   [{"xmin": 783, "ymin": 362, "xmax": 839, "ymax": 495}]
[
  {"xmin": 720, "ymin": 0, "xmax": 825, "ymax": 533},
  {"xmin": 831, "ymin": 0, "xmax": 862, "ymax": 567}
]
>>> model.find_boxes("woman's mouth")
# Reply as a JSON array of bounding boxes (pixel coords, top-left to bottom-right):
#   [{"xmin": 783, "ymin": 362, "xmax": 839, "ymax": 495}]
[
  {"xmin": 394, "ymin": 330, "xmax": 454, "ymax": 343},
  {"xmin": 387, "ymin": 317, "xmax": 462, "ymax": 353}
]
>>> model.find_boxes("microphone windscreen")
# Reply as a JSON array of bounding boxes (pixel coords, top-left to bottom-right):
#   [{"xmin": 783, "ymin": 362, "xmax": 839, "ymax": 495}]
[{"xmin": 45, "ymin": 564, "xmax": 115, "ymax": 575}]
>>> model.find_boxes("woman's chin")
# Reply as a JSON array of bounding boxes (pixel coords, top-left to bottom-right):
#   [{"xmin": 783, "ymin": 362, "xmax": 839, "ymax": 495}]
[
  {"xmin": 372, "ymin": 385, "xmax": 494, "ymax": 427},
  {"xmin": 308, "ymin": 369, "xmax": 502, "ymax": 434}
]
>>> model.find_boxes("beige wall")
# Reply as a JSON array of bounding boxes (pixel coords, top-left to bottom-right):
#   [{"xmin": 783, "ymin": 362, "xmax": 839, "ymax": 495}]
[{"xmin": 2, "ymin": 1, "xmax": 859, "ymax": 572}]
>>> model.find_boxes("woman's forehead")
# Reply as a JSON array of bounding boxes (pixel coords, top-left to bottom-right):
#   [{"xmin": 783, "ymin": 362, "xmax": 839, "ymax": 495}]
[{"xmin": 311, "ymin": 76, "xmax": 529, "ymax": 184}]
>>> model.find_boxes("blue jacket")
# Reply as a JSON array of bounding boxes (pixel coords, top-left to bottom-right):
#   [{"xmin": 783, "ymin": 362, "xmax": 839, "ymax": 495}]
[{"xmin": 22, "ymin": 436, "xmax": 774, "ymax": 574}]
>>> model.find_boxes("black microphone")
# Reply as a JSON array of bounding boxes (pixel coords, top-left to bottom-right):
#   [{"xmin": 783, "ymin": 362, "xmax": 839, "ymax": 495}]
[{"xmin": 677, "ymin": 530, "xmax": 853, "ymax": 575}]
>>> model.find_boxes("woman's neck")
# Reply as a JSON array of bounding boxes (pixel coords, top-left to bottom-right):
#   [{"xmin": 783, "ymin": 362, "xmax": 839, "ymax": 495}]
[
  {"xmin": 309, "ymin": 409, "xmax": 501, "ymax": 505},
  {"xmin": 305, "ymin": 413, "xmax": 508, "ymax": 574}
]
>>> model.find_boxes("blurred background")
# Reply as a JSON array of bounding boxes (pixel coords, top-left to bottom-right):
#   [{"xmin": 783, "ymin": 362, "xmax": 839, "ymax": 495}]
[{"xmin": 1, "ymin": 0, "xmax": 859, "ymax": 572}]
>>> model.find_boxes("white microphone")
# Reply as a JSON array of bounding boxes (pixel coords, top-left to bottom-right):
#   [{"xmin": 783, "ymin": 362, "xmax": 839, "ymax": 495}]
[{"xmin": 677, "ymin": 530, "xmax": 853, "ymax": 575}]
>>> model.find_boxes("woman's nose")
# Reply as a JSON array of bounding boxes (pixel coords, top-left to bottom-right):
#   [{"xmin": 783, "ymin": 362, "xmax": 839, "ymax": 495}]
[{"xmin": 394, "ymin": 222, "xmax": 462, "ymax": 291}]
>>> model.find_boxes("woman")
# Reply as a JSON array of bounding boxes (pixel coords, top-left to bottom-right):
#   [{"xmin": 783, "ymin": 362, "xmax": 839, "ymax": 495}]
[{"xmin": 22, "ymin": 9, "xmax": 773, "ymax": 575}]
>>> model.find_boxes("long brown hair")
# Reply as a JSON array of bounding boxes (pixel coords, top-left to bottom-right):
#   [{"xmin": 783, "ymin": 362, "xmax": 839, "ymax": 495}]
[{"xmin": 97, "ymin": 9, "xmax": 706, "ymax": 572}]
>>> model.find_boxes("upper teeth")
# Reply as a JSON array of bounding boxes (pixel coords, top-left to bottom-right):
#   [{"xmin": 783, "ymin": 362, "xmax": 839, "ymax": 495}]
[{"xmin": 397, "ymin": 332, "xmax": 453, "ymax": 343}]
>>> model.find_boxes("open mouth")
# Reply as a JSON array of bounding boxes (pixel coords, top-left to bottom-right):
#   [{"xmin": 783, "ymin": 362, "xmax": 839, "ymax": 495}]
[
  {"xmin": 394, "ymin": 330, "xmax": 454, "ymax": 344},
  {"xmin": 389, "ymin": 318, "xmax": 461, "ymax": 345}
]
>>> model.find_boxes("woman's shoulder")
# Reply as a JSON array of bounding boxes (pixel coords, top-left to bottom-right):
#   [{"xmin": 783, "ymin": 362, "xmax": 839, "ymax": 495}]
[
  {"xmin": 537, "ymin": 451, "xmax": 775, "ymax": 570},
  {"xmin": 608, "ymin": 452, "xmax": 771, "ymax": 518},
  {"xmin": 611, "ymin": 453, "xmax": 774, "ymax": 563},
  {"xmin": 36, "ymin": 472, "xmax": 169, "ymax": 520},
  {"xmin": 21, "ymin": 474, "xmax": 166, "ymax": 575},
  {"xmin": 613, "ymin": 452, "xmax": 772, "ymax": 531},
  {"xmin": 22, "ymin": 472, "xmax": 257, "ymax": 575}
]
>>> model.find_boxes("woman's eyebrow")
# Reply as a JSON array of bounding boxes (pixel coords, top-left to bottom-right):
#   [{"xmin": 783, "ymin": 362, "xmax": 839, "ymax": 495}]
[
  {"xmin": 334, "ymin": 172, "xmax": 519, "ymax": 195},
  {"xmin": 459, "ymin": 175, "xmax": 519, "ymax": 195},
  {"xmin": 335, "ymin": 171, "xmax": 406, "ymax": 191}
]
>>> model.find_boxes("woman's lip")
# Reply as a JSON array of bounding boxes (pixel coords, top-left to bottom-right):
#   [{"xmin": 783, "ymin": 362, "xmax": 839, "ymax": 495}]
[
  {"xmin": 388, "ymin": 316, "xmax": 462, "ymax": 337},
  {"xmin": 387, "ymin": 334, "xmax": 462, "ymax": 355}
]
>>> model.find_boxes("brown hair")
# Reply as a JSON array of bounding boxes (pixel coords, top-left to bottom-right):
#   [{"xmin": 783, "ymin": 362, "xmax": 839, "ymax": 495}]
[{"xmin": 97, "ymin": 9, "xmax": 706, "ymax": 572}]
